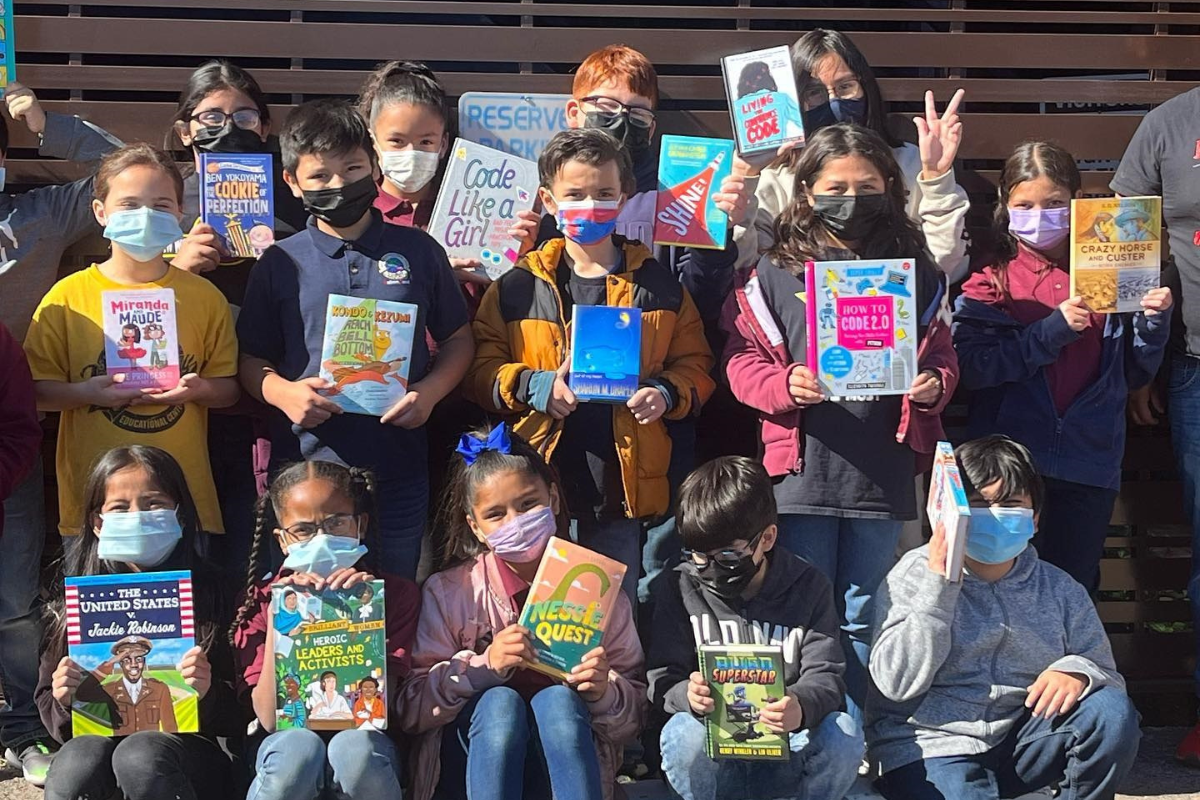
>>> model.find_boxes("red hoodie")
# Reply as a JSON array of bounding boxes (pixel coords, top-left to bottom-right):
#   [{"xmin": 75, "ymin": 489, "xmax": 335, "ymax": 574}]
[{"xmin": 0, "ymin": 321, "xmax": 41, "ymax": 538}]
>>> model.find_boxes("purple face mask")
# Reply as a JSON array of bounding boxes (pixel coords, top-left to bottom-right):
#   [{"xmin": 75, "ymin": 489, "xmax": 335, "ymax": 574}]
[
  {"xmin": 1008, "ymin": 207, "xmax": 1071, "ymax": 250},
  {"xmin": 482, "ymin": 506, "xmax": 557, "ymax": 563}
]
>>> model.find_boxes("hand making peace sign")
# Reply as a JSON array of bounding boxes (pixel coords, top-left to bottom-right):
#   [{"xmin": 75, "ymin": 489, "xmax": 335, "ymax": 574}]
[{"xmin": 915, "ymin": 88, "xmax": 965, "ymax": 181}]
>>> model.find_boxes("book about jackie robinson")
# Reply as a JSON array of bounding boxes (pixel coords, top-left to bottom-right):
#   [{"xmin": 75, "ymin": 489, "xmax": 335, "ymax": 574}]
[
  {"xmin": 804, "ymin": 258, "xmax": 919, "ymax": 397},
  {"xmin": 721, "ymin": 46, "xmax": 806, "ymax": 156},
  {"xmin": 517, "ymin": 537, "xmax": 627, "ymax": 680},
  {"xmin": 927, "ymin": 441, "xmax": 971, "ymax": 582},
  {"xmin": 319, "ymin": 294, "xmax": 418, "ymax": 417},
  {"xmin": 101, "ymin": 288, "xmax": 180, "ymax": 391},
  {"xmin": 428, "ymin": 138, "xmax": 538, "ymax": 280},
  {"xmin": 269, "ymin": 581, "xmax": 388, "ymax": 732},
  {"xmin": 569, "ymin": 305, "xmax": 643, "ymax": 403},
  {"xmin": 199, "ymin": 153, "xmax": 276, "ymax": 258},
  {"xmin": 654, "ymin": 135, "xmax": 734, "ymax": 250},
  {"xmin": 1070, "ymin": 195, "xmax": 1162, "ymax": 314},
  {"xmin": 65, "ymin": 571, "xmax": 198, "ymax": 737},
  {"xmin": 698, "ymin": 644, "xmax": 788, "ymax": 761}
]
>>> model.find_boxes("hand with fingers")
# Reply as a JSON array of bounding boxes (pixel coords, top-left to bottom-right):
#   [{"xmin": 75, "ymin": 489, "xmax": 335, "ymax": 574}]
[
  {"xmin": 486, "ymin": 624, "xmax": 537, "ymax": 676},
  {"xmin": 915, "ymin": 88, "xmax": 965, "ymax": 181},
  {"xmin": 271, "ymin": 377, "xmax": 344, "ymax": 429},
  {"xmin": 51, "ymin": 657, "xmax": 86, "ymax": 706},
  {"xmin": 546, "ymin": 361, "xmax": 578, "ymax": 420},
  {"xmin": 567, "ymin": 646, "xmax": 611, "ymax": 702},
  {"xmin": 686, "ymin": 671, "xmax": 715, "ymax": 716},
  {"xmin": 1025, "ymin": 669, "xmax": 1087, "ymax": 719},
  {"xmin": 173, "ymin": 223, "xmax": 228, "ymax": 274},
  {"xmin": 5, "ymin": 81, "xmax": 47, "ymax": 135},
  {"xmin": 787, "ymin": 365, "xmax": 824, "ymax": 407}
]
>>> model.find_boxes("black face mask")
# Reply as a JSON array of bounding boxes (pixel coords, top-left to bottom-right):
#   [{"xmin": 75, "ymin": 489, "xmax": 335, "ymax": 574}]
[
  {"xmin": 683, "ymin": 550, "xmax": 762, "ymax": 601},
  {"xmin": 584, "ymin": 111, "xmax": 652, "ymax": 158},
  {"xmin": 300, "ymin": 174, "xmax": 378, "ymax": 228},
  {"xmin": 803, "ymin": 97, "xmax": 869, "ymax": 134},
  {"xmin": 192, "ymin": 123, "xmax": 267, "ymax": 154},
  {"xmin": 811, "ymin": 193, "xmax": 890, "ymax": 241}
]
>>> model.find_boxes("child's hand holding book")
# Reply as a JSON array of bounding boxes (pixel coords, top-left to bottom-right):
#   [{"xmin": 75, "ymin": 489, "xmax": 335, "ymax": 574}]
[
  {"xmin": 566, "ymin": 646, "xmax": 610, "ymax": 702},
  {"xmin": 486, "ymin": 624, "xmax": 538, "ymax": 676},
  {"xmin": 758, "ymin": 694, "xmax": 803, "ymax": 734},
  {"xmin": 686, "ymin": 670, "xmax": 715, "ymax": 716},
  {"xmin": 788, "ymin": 365, "xmax": 824, "ymax": 406}
]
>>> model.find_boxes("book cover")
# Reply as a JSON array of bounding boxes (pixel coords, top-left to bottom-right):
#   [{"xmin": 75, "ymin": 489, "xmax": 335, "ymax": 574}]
[
  {"xmin": 1070, "ymin": 195, "xmax": 1162, "ymax": 313},
  {"xmin": 927, "ymin": 441, "xmax": 971, "ymax": 581},
  {"xmin": 721, "ymin": 46, "xmax": 806, "ymax": 156},
  {"xmin": 65, "ymin": 571, "xmax": 198, "ymax": 737},
  {"xmin": 698, "ymin": 644, "xmax": 788, "ymax": 761},
  {"xmin": 569, "ymin": 305, "xmax": 642, "ymax": 403},
  {"xmin": 0, "ymin": 0, "xmax": 15, "ymax": 88},
  {"xmin": 654, "ymin": 135, "xmax": 735, "ymax": 250},
  {"xmin": 198, "ymin": 153, "xmax": 275, "ymax": 258},
  {"xmin": 427, "ymin": 138, "xmax": 539, "ymax": 279},
  {"xmin": 101, "ymin": 288, "xmax": 180, "ymax": 391},
  {"xmin": 269, "ymin": 581, "xmax": 388, "ymax": 732},
  {"xmin": 517, "ymin": 537, "xmax": 627, "ymax": 680},
  {"xmin": 804, "ymin": 258, "xmax": 919, "ymax": 397},
  {"xmin": 318, "ymin": 294, "xmax": 418, "ymax": 417}
]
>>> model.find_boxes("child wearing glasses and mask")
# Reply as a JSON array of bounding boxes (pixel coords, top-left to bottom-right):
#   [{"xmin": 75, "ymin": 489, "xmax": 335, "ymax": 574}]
[{"xmin": 646, "ymin": 456, "xmax": 864, "ymax": 800}]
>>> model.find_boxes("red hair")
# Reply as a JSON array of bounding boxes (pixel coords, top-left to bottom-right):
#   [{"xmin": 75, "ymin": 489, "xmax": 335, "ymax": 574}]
[{"xmin": 572, "ymin": 45, "xmax": 659, "ymax": 108}]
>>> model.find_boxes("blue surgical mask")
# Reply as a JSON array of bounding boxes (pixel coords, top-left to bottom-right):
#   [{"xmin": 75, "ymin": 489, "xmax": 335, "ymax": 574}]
[
  {"xmin": 96, "ymin": 508, "xmax": 183, "ymax": 568},
  {"xmin": 281, "ymin": 533, "xmax": 367, "ymax": 576},
  {"xmin": 103, "ymin": 207, "xmax": 185, "ymax": 262},
  {"xmin": 966, "ymin": 506, "xmax": 1035, "ymax": 565}
]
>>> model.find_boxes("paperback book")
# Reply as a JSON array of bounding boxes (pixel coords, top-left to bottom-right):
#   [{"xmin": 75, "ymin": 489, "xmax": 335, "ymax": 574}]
[
  {"xmin": 101, "ymin": 288, "xmax": 180, "ymax": 390},
  {"xmin": 569, "ymin": 305, "xmax": 642, "ymax": 403},
  {"xmin": 698, "ymin": 644, "xmax": 788, "ymax": 760},
  {"xmin": 927, "ymin": 441, "xmax": 971, "ymax": 581},
  {"xmin": 720, "ymin": 46, "xmax": 806, "ymax": 156},
  {"xmin": 1069, "ymin": 196, "xmax": 1162, "ymax": 313},
  {"xmin": 319, "ymin": 294, "xmax": 418, "ymax": 417},
  {"xmin": 198, "ymin": 153, "xmax": 275, "ymax": 258},
  {"xmin": 654, "ymin": 135, "xmax": 734, "ymax": 250},
  {"xmin": 0, "ymin": 0, "xmax": 14, "ymax": 88}
]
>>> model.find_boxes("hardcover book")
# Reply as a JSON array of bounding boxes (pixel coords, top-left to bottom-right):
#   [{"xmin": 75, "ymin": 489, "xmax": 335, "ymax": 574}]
[
  {"xmin": 1069, "ymin": 196, "xmax": 1162, "ymax": 313},
  {"xmin": 927, "ymin": 441, "xmax": 971, "ymax": 581},
  {"xmin": 318, "ymin": 294, "xmax": 418, "ymax": 417},
  {"xmin": 720, "ymin": 46, "xmax": 806, "ymax": 156},
  {"xmin": 101, "ymin": 288, "xmax": 180, "ymax": 390},
  {"xmin": 654, "ymin": 135, "xmax": 734, "ymax": 250},
  {"xmin": 65, "ymin": 571, "xmax": 198, "ymax": 737},
  {"xmin": 198, "ymin": 153, "xmax": 276, "ymax": 258},
  {"xmin": 698, "ymin": 644, "xmax": 788, "ymax": 760},
  {"xmin": 568, "ymin": 305, "xmax": 642, "ymax": 403}
]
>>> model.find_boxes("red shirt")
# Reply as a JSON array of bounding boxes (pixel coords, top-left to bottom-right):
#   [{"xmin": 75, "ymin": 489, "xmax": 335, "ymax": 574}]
[{"xmin": 373, "ymin": 182, "xmax": 434, "ymax": 230}]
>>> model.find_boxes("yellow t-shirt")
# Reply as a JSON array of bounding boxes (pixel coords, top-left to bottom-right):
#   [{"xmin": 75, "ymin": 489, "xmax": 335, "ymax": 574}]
[{"xmin": 23, "ymin": 265, "xmax": 238, "ymax": 535}]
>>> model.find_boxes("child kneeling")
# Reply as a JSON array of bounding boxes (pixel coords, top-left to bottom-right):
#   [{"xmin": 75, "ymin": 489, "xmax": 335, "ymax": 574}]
[
  {"xmin": 648, "ymin": 457, "xmax": 863, "ymax": 800},
  {"xmin": 869, "ymin": 436, "xmax": 1140, "ymax": 800}
]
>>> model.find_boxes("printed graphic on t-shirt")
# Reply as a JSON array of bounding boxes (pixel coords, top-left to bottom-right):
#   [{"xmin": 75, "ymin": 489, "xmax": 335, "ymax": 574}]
[
  {"xmin": 80, "ymin": 348, "xmax": 195, "ymax": 434},
  {"xmin": 689, "ymin": 612, "xmax": 805, "ymax": 666}
]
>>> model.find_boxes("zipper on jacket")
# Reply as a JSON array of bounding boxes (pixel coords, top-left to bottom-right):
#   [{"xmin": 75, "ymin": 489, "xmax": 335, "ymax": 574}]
[{"xmin": 986, "ymin": 582, "xmax": 1011, "ymax": 723}]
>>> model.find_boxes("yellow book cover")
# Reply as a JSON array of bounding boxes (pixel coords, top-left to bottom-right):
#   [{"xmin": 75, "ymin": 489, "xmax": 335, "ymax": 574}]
[{"xmin": 1069, "ymin": 196, "xmax": 1162, "ymax": 313}]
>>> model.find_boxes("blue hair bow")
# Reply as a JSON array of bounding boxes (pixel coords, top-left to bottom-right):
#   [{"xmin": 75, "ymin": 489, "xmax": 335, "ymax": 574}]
[{"xmin": 456, "ymin": 424, "xmax": 512, "ymax": 465}]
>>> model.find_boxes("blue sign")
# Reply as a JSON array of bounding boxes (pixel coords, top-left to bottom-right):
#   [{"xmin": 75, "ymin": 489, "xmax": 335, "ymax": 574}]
[{"xmin": 457, "ymin": 92, "xmax": 571, "ymax": 160}]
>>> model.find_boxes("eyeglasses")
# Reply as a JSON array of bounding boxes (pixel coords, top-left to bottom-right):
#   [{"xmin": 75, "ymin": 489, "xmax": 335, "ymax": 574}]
[
  {"xmin": 580, "ymin": 96, "xmax": 656, "ymax": 129},
  {"xmin": 279, "ymin": 514, "xmax": 360, "ymax": 542},
  {"xmin": 189, "ymin": 108, "xmax": 262, "ymax": 131},
  {"xmin": 801, "ymin": 78, "xmax": 863, "ymax": 109},
  {"xmin": 682, "ymin": 528, "xmax": 766, "ymax": 570}
]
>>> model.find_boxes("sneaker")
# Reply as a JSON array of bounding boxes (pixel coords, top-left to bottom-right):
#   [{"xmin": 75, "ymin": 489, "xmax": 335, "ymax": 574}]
[
  {"xmin": 3, "ymin": 741, "xmax": 56, "ymax": 787},
  {"xmin": 1176, "ymin": 721, "xmax": 1200, "ymax": 767}
]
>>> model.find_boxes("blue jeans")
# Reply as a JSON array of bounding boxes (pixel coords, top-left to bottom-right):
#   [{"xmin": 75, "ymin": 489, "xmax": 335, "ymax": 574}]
[
  {"xmin": 436, "ymin": 685, "xmax": 603, "ymax": 800},
  {"xmin": 876, "ymin": 686, "xmax": 1140, "ymax": 800},
  {"xmin": 248, "ymin": 727, "xmax": 402, "ymax": 800},
  {"xmin": 1169, "ymin": 354, "xmax": 1200, "ymax": 698},
  {"xmin": 659, "ymin": 710, "xmax": 863, "ymax": 800},
  {"xmin": 1032, "ymin": 477, "xmax": 1118, "ymax": 594},
  {"xmin": 376, "ymin": 474, "xmax": 428, "ymax": 581},
  {"xmin": 0, "ymin": 460, "xmax": 50, "ymax": 751},
  {"xmin": 207, "ymin": 414, "xmax": 261, "ymax": 573},
  {"xmin": 776, "ymin": 514, "xmax": 902, "ymax": 723},
  {"xmin": 639, "ymin": 417, "xmax": 696, "ymax": 607},
  {"xmin": 570, "ymin": 515, "xmax": 641, "ymax": 605}
]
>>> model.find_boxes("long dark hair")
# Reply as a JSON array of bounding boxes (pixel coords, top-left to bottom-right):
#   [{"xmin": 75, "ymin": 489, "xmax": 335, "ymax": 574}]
[
  {"xmin": 357, "ymin": 60, "xmax": 449, "ymax": 129},
  {"xmin": 227, "ymin": 461, "xmax": 379, "ymax": 647},
  {"xmin": 992, "ymin": 140, "xmax": 1080, "ymax": 268},
  {"xmin": 769, "ymin": 123, "xmax": 925, "ymax": 274},
  {"xmin": 168, "ymin": 60, "xmax": 271, "ymax": 150}
]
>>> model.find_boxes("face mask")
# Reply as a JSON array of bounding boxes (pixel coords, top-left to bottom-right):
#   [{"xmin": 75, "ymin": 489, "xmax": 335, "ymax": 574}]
[
  {"xmin": 482, "ymin": 506, "xmax": 557, "ymax": 563},
  {"xmin": 96, "ymin": 509, "xmax": 183, "ymax": 568},
  {"xmin": 683, "ymin": 551, "xmax": 761, "ymax": 601},
  {"xmin": 965, "ymin": 507, "xmax": 1035, "ymax": 565},
  {"xmin": 281, "ymin": 533, "xmax": 368, "ymax": 576},
  {"xmin": 378, "ymin": 149, "xmax": 440, "ymax": 194},
  {"xmin": 104, "ymin": 207, "xmax": 185, "ymax": 262},
  {"xmin": 805, "ymin": 98, "xmax": 868, "ymax": 132},
  {"xmin": 1008, "ymin": 207, "xmax": 1071, "ymax": 250},
  {"xmin": 811, "ymin": 193, "xmax": 890, "ymax": 241},
  {"xmin": 192, "ymin": 123, "xmax": 266, "ymax": 154},
  {"xmin": 552, "ymin": 196, "xmax": 622, "ymax": 246},
  {"xmin": 583, "ymin": 112, "xmax": 652, "ymax": 158},
  {"xmin": 301, "ymin": 174, "xmax": 378, "ymax": 228}
]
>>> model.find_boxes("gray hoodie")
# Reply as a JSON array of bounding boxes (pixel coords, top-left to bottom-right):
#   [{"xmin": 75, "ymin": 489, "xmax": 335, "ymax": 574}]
[
  {"xmin": 867, "ymin": 545, "xmax": 1124, "ymax": 774},
  {"xmin": 0, "ymin": 112, "xmax": 121, "ymax": 340}
]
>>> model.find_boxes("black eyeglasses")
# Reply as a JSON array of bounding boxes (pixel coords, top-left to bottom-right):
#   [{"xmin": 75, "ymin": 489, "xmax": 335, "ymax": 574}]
[
  {"xmin": 580, "ymin": 96, "xmax": 656, "ymax": 129},
  {"xmin": 190, "ymin": 108, "xmax": 261, "ymax": 130},
  {"xmin": 279, "ymin": 513, "xmax": 360, "ymax": 542},
  {"xmin": 682, "ymin": 528, "xmax": 766, "ymax": 570}
]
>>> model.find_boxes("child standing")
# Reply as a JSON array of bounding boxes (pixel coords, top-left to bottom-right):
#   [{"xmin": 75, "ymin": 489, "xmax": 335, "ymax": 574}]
[
  {"xmin": 399, "ymin": 424, "xmax": 645, "ymax": 800},
  {"xmin": 954, "ymin": 141, "xmax": 1172, "ymax": 592}
]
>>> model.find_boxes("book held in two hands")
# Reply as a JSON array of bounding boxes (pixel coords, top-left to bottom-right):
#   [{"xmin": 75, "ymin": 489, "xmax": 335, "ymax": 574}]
[
  {"xmin": 654, "ymin": 135, "xmax": 735, "ymax": 250},
  {"xmin": 569, "ymin": 305, "xmax": 643, "ymax": 403},
  {"xmin": 720, "ymin": 46, "xmax": 806, "ymax": 157},
  {"xmin": 1069, "ymin": 196, "xmax": 1162, "ymax": 314},
  {"xmin": 927, "ymin": 441, "xmax": 971, "ymax": 581},
  {"xmin": 698, "ymin": 644, "xmax": 788, "ymax": 761},
  {"xmin": 198, "ymin": 153, "xmax": 276, "ymax": 258},
  {"xmin": 101, "ymin": 288, "xmax": 180, "ymax": 391},
  {"xmin": 319, "ymin": 294, "xmax": 418, "ymax": 417}
]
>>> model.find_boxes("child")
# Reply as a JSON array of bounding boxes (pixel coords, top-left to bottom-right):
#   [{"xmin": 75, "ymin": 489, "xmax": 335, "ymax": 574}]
[
  {"xmin": 647, "ymin": 456, "xmax": 863, "ymax": 800},
  {"xmin": 35, "ymin": 445, "xmax": 239, "ymax": 800},
  {"xmin": 236, "ymin": 98, "xmax": 473, "ymax": 579},
  {"xmin": 954, "ymin": 141, "xmax": 1172, "ymax": 592},
  {"xmin": 229, "ymin": 459, "xmax": 421, "ymax": 800},
  {"xmin": 465, "ymin": 127, "xmax": 715, "ymax": 601},
  {"xmin": 868, "ymin": 436, "xmax": 1140, "ymax": 800},
  {"xmin": 23, "ymin": 144, "xmax": 239, "ymax": 538},
  {"xmin": 720, "ymin": 123, "xmax": 958, "ymax": 721},
  {"xmin": 398, "ymin": 423, "xmax": 645, "ymax": 800}
]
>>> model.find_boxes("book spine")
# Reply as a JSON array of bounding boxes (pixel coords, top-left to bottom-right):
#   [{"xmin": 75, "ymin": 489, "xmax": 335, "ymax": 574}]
[
  {"xmin": 804, "ymin": 261, "xmax": 818, "ymax": 376},
  {"xmin": 698, "ymin": 649, "xmax": 716, "ymax": 759}
]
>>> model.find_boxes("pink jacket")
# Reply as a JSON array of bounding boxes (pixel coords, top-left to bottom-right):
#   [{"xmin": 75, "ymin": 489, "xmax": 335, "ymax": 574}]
[
  {"xmin": 720, "ymin": 261, "xmax": 958, "ymax": 477},
  {"xmin": 398, "ymin": 551, "xmax": 647, "ymax": 800}
]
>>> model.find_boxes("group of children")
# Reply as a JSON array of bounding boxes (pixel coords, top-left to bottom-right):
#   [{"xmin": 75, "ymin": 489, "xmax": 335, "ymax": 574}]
[{"xmin": 0, "ymin": 25, "xmax": 1171, "ymax": 800}]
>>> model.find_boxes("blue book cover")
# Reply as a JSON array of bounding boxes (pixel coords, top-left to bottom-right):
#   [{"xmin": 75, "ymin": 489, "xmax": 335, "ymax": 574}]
[
  {"xmin": 655, "ymin": 135, "xmax": 734, "ymax": 250},
  {"xmin": 319, "ymin": 294, "xmax": 418, "ymax": 417},
  {"xmin": 64, "ymin": 571, "xmax": 198, "ymax": 737},
  {"xmin": 721, "ymin": 46, "xmax": 806, "ymax": 156},
  {"xmin": 569, "ymin": 305, "xmax": 642, "ymax": 403},
  {"xmin": 199, "ymin": 153, "xmax": 275, "ymax": 258}
]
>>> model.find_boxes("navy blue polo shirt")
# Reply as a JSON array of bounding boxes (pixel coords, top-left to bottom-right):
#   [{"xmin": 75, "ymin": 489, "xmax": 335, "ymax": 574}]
[{"xmin": 237, "ymin": 209, "xmax": 469, "ymax": 484}]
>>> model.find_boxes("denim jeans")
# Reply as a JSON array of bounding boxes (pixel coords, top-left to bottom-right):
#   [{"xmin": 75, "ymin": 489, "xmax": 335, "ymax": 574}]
[
  {"xmin": 776, "ymin": 514, "xmax": 903, "ymax": 723},
  {"xmin": 659, "ymin": 710, "xmax": 863, "ymax": 800},
  {"xmin": 375, "ymin": 474, "xmax": 428, "ymax": 581},
  {"xmin": 247, "ymin": 727, "xmax": 402, "ymax": 800},
  {"xmin": 1168, "ymin": 354, "xmax": 1200, "ymax": 698},
  {"xmin": 1032, "ymin": 477, "xmax": 1119, "ymax": 593},
  {"xmin": 0, "ymin": 460, "xmax": 50, "ymax": 751},
  {"xmin": 876, "ymin": 686, "xmax": 1140, "ymax": 800},
  {"xmin": 45, "ymin": 731, "xmax": 232, "ymax": 800},
  {"xmin": 207, "ymin": 414, "xmax": 262, "ymax": 574},
  {"xmin": 570, "ymin": 515, "xmax": 642, "ymax": 605},
  {"xmin": 436, "ymin": 685, "xmax": 603, "ymax": 800},
  {"xmin": 639, "ymin": 417, "xmax": 695, "ymax": 609}
]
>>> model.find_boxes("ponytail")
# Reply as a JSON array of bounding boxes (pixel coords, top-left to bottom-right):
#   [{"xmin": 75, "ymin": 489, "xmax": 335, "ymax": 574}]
[{"xmin": 357, "ymin": 61, "xmax": 449, "ymax": 128}]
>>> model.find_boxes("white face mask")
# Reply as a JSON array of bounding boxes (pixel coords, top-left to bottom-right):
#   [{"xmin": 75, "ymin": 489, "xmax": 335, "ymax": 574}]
[{"xmin": 378, "ymin": 149, "xmax": 440, "ymax": 194}]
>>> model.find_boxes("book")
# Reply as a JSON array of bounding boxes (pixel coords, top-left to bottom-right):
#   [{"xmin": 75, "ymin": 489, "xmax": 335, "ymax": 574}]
[
  {"xmin": 654, "ymin": 135, "xmax": 735, "ymax": 250},
  {"xmin": 927, "ymin": 441, "xmax": 971, "ymax": 581},
  {"xmin": 721, "ymin": 46, "xmax": 806, "ymax": 156},
  {"xmin": 698, "ymin": 644, "xmax": 788, "ymax": 761},
  {"xmin": 65, "ymin": 571, "xmax": 198, "ymax": 737},
  {"xmin": 1070, "ymin": 195, "xmax": 1163, "ymax": 313},
  {"xmin": 427, "ymin": 138, "xmax": 539, "ymax": 280},
  {"xmin": 804, "ymin": 258, "xmax": 919, "ymax": 397},
  {"xmin": 101, "ymin": 288, "xmax": 181, "ymax": 391},
  {"xmin": 568, "ymin": 305, "xmax": 642, "ymax": 403},
  {"xmin": 318, "ymin": 294, "xmax": 418, "ymax": 417},
  {"xmin": 516, "ymin": 537, "xmax": 627, "ymax": 680},
  {"xmin": 0, "ymin": 0, "xmax": 14, "ymax": 89},
  {"xmin": 198, "ymin": 153, "xmax": 275, "ymax": 258},
  {"xmin": 269, "ymin": 580, "xmax": 388, "ymax": 732}
]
